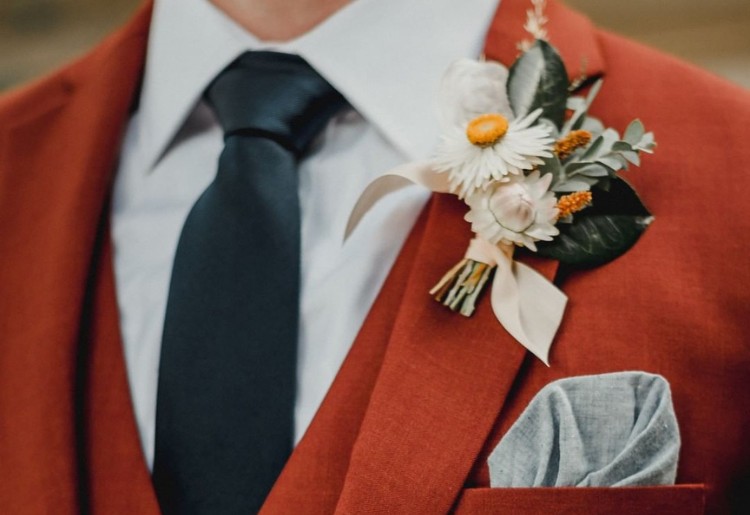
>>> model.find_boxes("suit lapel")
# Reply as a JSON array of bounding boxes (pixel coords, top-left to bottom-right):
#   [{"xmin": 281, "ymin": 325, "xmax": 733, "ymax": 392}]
[
  {"xmin": 66, "ymin": 7, "xmax": 157, "ymax": 512},
  {"xmin": 332, "ymin": 194, "xmax": 530, "ymax": 513},
  {"xmin": 0, "ymin": 4, "xmax": 152, "ymax": 513},
  {"xmin": 261, "ymin": 207, "xmax": 429, "ymax": 514},
  {"xmin": 331, "ymin": 1, "xmax": 605, "ymax": 512}
]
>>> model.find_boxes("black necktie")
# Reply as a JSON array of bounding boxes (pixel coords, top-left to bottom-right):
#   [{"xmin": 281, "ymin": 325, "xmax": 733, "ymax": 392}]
[{"xmin": 152, "ymin": 51, "xmax": 346, "ymax": 514}]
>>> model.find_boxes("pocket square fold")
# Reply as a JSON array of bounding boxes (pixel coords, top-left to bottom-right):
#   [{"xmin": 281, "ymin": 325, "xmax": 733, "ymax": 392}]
[{"xmin": 488, "ymin": 372, "xmax": 680, "ymax": 488}]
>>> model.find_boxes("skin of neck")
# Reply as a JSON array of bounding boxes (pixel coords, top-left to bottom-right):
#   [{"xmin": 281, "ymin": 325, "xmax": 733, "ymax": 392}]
[{"xmin": 210, "ymin": 0, "xmax": 351, "ymax": 41}]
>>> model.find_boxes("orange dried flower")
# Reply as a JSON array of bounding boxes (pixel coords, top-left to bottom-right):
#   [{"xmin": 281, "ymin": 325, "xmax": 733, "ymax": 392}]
[
  {"xmin": 554, "ymin": 130, "xmax": 592, "ymax": 160},
  {"xmin": 557, "ymin": 191, "xmax": 593, "ymax": 219}
]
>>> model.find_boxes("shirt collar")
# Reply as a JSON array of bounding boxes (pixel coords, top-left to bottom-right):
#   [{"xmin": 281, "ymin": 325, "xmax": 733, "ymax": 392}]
[{"xmin": 135, "ymin": 0, "xmax": 501, "ymax": 172}]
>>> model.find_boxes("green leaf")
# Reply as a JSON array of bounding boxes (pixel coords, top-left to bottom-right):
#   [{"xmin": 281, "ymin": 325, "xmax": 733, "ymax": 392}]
[
  {"xmin": 598, "ymin": 155, "xmax": 626, "ymax": 171},
  {"xmin": 565, "ymin": 79, "xmax": 603, "ymax": 133},
  {"xmin": 622, "ymin": 151, "xmax": 641, "ymax": 166},
  {"xmin": 636, "ymin": 132, "xmax": 657, "ymax": 153},
  {"xmin": 581, "ymin": 115, "xmax": 604, "ymax": 135},
  {"xmin": 551, "ymin": 176, "xmax": 598, "ymax": 192},
  {"xmin": 612, "ymin": 141, "xmax": 634, "ymax": 152},
  {"xmin": 507, "ymin": 40, "xmax": 570, "ymax": 128},
  {"xmin": 623, "ymin": 119, "xmax": 645, "ymax": 145},
  {"xmin": 580, "ymin": 134, "xmax": 604, "ymax": 160},
  {"xmin": 539, "ymin": 154, "xmax": 562, "ymax": 180},
  {"xmin": 567, "ymin": 163, "xmax": 612, "ymax": 178},
  {"xmin": 536, "ymin": 178, "xmax": 653, "ymax": 268}
]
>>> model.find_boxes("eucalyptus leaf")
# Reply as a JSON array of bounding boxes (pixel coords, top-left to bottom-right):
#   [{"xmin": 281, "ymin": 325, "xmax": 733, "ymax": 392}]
[
  {"xmin": 597, "ymin": 155, "xmax": 626, "ymax": 171},
  {"xmin": 636, "ymin": 132, "xmax": 657, "ymax": 153},
  {"xmin": 551, "ymin": 177, "xmax": 597, "ymax": 192},
  {"xmin": 587, "ymin": 80, "xmax": 604, "ymax": 102},
  {"xmin": 612, "ymin": 141, "xmax": 634, "ymax": 152},
  {"xmin": 624, "ymin": 119, "xmax": 645, "ymax": 145},
  {"xmin": 536, "ymin": 178, "xmax": 653, "ymax": 267},
  {"xmin": 564, "ymin": 79, "xmax": 603, "ymax": 133},
  {"xmin": 507, "ymin": 40, "xmax": 569, "ymax": 128},
  {"xmin": 567, "ymin": 97, "xmax": 585, "ymax": 111},
  {"xmin": 565, "ymin": 162, "xmax": 599, "ymax": 173},
  {"xmin": 568, "ymin": 110, "xmax": 586, "ymax": 133},
  {"xmin": 564, "ymin": 99, "xmax": 586, "ymax": 133},
  {"xmin": 622, "ymin": 151, "xmax": 641, "ymax": 166},
  {"xmin": 600, "ymin": 128, "xmax": 620, "ymax": 149},
  {"xmin": 567, "ymin": 163, "xmax": 611, "ymax": 178},
  {"xmin": 581, "ymin": 116, "xmax": 604, "ymax": 135},
  {"xmin": 539, "ymin": 154, "xmax": 562, "ymax": 179},
  {"xmin": 581, "ymin": 135, "xmax": 604, "ymax": 160}
]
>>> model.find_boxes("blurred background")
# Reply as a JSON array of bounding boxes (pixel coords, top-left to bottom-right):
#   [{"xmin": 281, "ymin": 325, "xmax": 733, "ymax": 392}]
[{"xmin": 1, "ymin": 0, "xmax": 748, "ymax": 91}]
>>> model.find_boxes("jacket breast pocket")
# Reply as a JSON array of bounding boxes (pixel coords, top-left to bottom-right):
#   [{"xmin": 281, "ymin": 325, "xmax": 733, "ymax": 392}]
[{"xmin": 452, "ymin": 485, "xmax": 705, "ymax": 514}]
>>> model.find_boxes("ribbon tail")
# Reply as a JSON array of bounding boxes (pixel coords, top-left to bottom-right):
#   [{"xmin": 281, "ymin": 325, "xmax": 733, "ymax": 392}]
[
  {"xmin": 490, "ymin": 256, "xmax": 567, "ymax": 366},
  {"xmin": 344, "ymin": 160, "xmax": 451, "ymax": 241}
]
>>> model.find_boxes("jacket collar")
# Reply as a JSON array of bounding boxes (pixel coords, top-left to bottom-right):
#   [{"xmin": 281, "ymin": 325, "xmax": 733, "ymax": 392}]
[{"xmin": 134, "ymin": 0, "xmax": 498, "ymax": 173}]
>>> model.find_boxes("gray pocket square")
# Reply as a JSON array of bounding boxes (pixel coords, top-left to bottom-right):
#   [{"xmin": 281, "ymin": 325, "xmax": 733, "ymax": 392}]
[{"xmin": 488, "ymin": 371, "xmax": 680, "ymax": 487}]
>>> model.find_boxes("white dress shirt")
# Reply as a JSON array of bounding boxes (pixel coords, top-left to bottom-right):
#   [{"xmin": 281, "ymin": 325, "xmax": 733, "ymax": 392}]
[{"xmin": 112, "ymin": 0, "xmax": 500, "ymax": 469}]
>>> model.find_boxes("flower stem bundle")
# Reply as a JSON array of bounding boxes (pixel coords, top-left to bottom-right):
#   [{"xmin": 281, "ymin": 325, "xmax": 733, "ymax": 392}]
[{"xmin": 430, "ymin": 259, "xmax": 494, "ymax": 317}]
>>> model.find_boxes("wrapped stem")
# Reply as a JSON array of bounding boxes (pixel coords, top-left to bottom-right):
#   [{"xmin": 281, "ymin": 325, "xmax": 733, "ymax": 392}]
[{"xmin": 429, "ymin": 259, "xmax": 495, "ymax": 317}]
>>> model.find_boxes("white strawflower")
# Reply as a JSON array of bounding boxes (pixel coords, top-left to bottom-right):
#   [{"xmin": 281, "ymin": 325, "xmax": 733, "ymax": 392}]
[
  {"xmin": 438, "ymin": 58, "xmax": 514, "ymax": 128},
  {"xmin": 433, "ymin": 59, "xmax": 554, "ymax": 198},
  {"xmin": 464, "ymin": 171, "xmax": 559, "ymax": 251},
  {"xmin": 435, "ymin": 109, "xmax": 554, "ymax": 198}
]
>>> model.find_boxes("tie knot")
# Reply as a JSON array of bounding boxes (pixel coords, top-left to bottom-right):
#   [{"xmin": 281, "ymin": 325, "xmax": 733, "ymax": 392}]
[{"xmin": 205, "ymin": 51, "xmax": 347, "ymax": 155}]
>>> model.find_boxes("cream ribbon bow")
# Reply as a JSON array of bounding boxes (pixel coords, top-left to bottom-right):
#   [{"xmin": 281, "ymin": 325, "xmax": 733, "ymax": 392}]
[{"xmin": 345, "ymin": 161, "xmax": 567, "ymax": 365}]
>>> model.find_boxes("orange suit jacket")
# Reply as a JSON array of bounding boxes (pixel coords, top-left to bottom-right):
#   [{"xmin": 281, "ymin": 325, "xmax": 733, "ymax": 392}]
[{"xmin": 1, "ymin": 1, "xmax": 749, "ymax": 513}]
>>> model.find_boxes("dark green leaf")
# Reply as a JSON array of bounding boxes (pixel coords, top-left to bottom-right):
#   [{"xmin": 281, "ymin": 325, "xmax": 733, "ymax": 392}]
[
  {"xmin": 597, "ymin": 177, "xmax": 612, "ymax": 192},
  {"xmin": 507, "ymin": 40, "xmax": 570, "ymax": 128},
  {"xmin": 536, "ymin": 178, "xmax": 653, "ymax": 267}
]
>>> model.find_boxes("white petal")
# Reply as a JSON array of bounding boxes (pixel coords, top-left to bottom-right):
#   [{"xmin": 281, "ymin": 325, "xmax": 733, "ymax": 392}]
[{"xmin": 438, "ymin": 59, "xmax": 513, "ymax": 129}]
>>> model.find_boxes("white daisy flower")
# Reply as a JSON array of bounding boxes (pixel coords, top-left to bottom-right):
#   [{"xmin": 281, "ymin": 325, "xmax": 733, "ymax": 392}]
[
  {"xmin": 435, "ymin": 109, "xmax": 554, "ymax": 198},
  {"xmin": 464, "ymin": 171, "xmax": 559, "ymax": 251},
  {"xmin": 433, "ymin": 59, "xmax": 554, "ymax": 198}
]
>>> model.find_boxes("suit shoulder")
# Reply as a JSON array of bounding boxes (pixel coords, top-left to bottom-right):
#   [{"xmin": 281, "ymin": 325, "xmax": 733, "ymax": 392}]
[
  {"xmin": 582, "ymin": 28, "xmax": 750, "ymax": 243},
  {"xmin": 589, "ymin": 29, "xmax": 750, "ymax": 186},
  {"xmin": 594, "ymin": 29, "xmax": 750, "ymax": 115},
  {"xmin": 0, "ymin": 4, "xmax": 150, "ymax": 127},
  {"xmin": 0, "ymin": 67, "xmax": 77, "ymax": 127}
]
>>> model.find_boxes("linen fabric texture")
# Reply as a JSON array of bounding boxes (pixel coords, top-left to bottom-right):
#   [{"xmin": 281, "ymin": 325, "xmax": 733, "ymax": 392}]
[{"xmin": 488, "ymin": 372, "xmax": 680, "ymax": 487}]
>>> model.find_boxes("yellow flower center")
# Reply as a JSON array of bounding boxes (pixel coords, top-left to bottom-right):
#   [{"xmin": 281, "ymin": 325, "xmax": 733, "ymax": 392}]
[{"xmin": 466, "ymin": 114, "xmax": 509, "ymax": 147}]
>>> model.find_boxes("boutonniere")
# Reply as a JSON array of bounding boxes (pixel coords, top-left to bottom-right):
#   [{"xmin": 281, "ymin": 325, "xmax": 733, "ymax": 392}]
[{"xmin": 346, "ymin": 1, "xmax": 656, "ymax": 365}]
